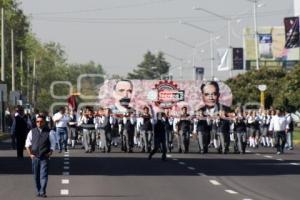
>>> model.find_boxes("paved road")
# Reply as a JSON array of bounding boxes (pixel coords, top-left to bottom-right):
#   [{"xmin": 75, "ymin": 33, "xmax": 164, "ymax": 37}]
[{"xmin": 0, "ymin": 140, "xmax": 300, "ymax": 200}]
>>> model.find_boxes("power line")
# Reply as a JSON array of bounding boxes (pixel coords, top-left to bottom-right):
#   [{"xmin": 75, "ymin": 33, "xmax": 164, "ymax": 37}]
[{"xmin": 30, "ymin": 0, "xmax": 176, "ymax": 16}]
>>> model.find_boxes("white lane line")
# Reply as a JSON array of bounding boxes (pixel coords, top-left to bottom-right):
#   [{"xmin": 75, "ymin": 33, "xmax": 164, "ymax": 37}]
[
  {"xmin": 64, "ymin": 161, "xmax": 70, "ymax": 165},
  {"xmin": 61, "ymin": 179, "xmax": 70, "ymax": 184},
  {"xmin": 255, "ymin": 153, "xmax": 261, "ymax": 156},
  {"xmin": 62, "ymin": 172, "xmax": 70, "ymax": 176},
  {"xmin": 290, "ymin": 163, "xmax": 300, "ymax": 166},
  {"xmin": 166, "ymin": 154, "xmax": 172, "ymax": 158},
  {"xmin": 60, "ymin": 189, "xmax": 69, "ymax": 195},
  {"xmin": 187, "ymin": 167, "xmax": 195, "ymax": 171},
  {"xmin": 178, "ymin": 161, "xmax": 186, "ymax": 165},
  {"xmin": 243, "ymin": 198, "xmax": 253, "ymax": 200},
  {"xmin": 225, "ymin": 190, "xmax": 238, "ymax": 194},
  {"xmin": 209, "ymin": 180, "xmax": 221, "ymax": 186},
  {"xmin": 173, "ymin": 158, "xmax": 178, "ymax": 161},
  {"xmin": 64, "ymin": 154, "xmax": 69, "ymax": 157},
  {"xmin": 264, "ymin": 155, "xmax": 273, "ymax": 158},
  {"xmin": 276, "ymin": 158, "xmax": 284, "ymax": 161},
  {"xmin": 198, "ymin": 173, "xmax": 207, "ymax": 176},
  {"xmin": 64, "ymin": 157, "xmax": 69, "ymax": 160},
  {"xmin": 63, "ymin": 166, "xmax": 70, "ymax": 170}
]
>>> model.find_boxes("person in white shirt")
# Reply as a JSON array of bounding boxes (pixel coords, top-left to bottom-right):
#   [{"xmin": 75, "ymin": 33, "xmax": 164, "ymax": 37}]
[
  {"xmin": 52, "ymin": 107, "xmax": 70, "ymax": 153},
  {"xmin": 269, "ymin": 109, "xmax": 289, "ymax": 154}
]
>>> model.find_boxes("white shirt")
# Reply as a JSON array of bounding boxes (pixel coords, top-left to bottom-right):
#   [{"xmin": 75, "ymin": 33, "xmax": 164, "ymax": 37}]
[
  {"xmin": 53, "ymin": 112, "xmax": 69, "ymax": 128},
  {"xmin": 25, "ymin": 129, "xmax": 56, "ymax": 151},
  {"xmin": 269, "ymin": 115, "xmax": 289, "ymax": 132}
]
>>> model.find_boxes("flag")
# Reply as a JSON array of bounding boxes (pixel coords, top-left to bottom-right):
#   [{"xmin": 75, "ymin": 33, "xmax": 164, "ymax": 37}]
[
  {"xmin": 217, "ymin": 48, "xmax": 230, "ymax": 71},
  {"xmin": 67, "ymin": 95, "xmax": 77, "ymax": 111},
  {"xmin": 232, "ymin": 48, "xmax": 244, "ymax": 70},
  {"xmin": 284, "ymin": 16, "xmax": 300, "ymax": 48}
]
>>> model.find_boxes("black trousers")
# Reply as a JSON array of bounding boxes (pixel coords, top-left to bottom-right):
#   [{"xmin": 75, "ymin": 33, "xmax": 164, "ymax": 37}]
[
  {"xmin": 275, "ymin": 131, "xmax": 286, "ymax": 153},
  {"xmin": 16, "ymin": 135, "xmax": 26, "ymax": 158}
]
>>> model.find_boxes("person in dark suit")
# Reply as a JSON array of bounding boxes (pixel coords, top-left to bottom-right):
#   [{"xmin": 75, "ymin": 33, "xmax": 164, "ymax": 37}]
[
  {"xmin": 148, "ymin": 112, "xmax": 167, "ymax": 161},
  {"xmin": 11, "ymin": 105, "xmax": 30, "ymax": 158}
]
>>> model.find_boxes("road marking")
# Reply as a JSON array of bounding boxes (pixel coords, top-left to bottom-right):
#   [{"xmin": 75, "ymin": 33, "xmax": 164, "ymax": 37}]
[
  {"xmin": 64, "ymin": 157, "xmax": 69, "ymax": 160},
  {"xmin": 61, "ymin": 179, "xmax": 69, "ymax": 184},
  {"xmin": 173, "ymin": 158, "xmax": 178, "ymax": 161},
  {"xmin": 187, "ymin": 167, "xmax": 195, "ymax": 170},
  {"xmin": 198, "ymin": 173, "xmax": 207, "ymax": 176},
  {"xmin": 60, "ymin": 189, "xmax": 69, "ymax": 195},
  {"xmin": 64, "ymin": 166, "xmax": 70, "ymax": 170},
  {"xmin": 243, "ymin": 198, "xmax": 253, "ymax": 200},
  {"xmin": 245, "ymin": 150, "xmax": 251, "ymax": 153},
  {"xmin": 264, "ymin": 155, "xmax": 273, "ymax": 158},
  {"xmin": 209, "ymin": 180, "xmax": 221, "ymax": 186},
  {"xmin": 62, "ymin": 172, "xmax": 70, "ymax": 176},
  {"xmin": 166, "ymin": 154, "xmax": 172, "ymax": 158},
  {"xmin": 290, "ymin": 163, "xmax": 300, "ymax": 166},
  {"xmin": 255, "ymin": 153, "xmax": 261, "ymax": 156},
  {"xmin": 225, "ymin": 190, "xmax": 238, "ymax": 194},
  {"xmin": 64, "ymin": 154, "xmax": 69, "ymax": 157},
  {"xmin": 178, "ymin": 161, "xmax": 186, "ymax": 165},
  {"xmin": 276, "ymin": 158, "xmax": 284, "ymax": 161},
  {"xmin": 64, "ymin": 161, "xmax": 70, "ymax": 165}
]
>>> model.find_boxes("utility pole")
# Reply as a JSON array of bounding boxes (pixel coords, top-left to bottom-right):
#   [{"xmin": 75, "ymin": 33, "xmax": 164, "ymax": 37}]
[
  {"xmin": 252, "ymin": 0, "xmax": 260, "ymax": 70},
  {"xmin": 20, "ymin": 50, "xmax": 23, "ymax": 93},
  {"xmin": 11, "ymin": 29, "xmax": 15, "ymax": 91},
  {"xmin": 32, "ymin": 58, "xmax": 36, "ymax": 107},
  {"xmin": 1, "ymin": 8, "xmax": 4, "ymax": 82},
  {"xmin": 26, "ymin": 61, "xmax": 30, "ymax": 103}
]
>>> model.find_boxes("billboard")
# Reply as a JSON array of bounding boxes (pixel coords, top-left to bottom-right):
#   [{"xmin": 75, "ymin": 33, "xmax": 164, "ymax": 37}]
[{"xmin": 243, "ymin": 26, "xmax": 300, "ymax": 70}]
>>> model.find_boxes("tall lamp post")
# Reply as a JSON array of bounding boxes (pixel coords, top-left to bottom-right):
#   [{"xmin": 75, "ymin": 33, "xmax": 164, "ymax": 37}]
[
  {"xmin": 192, "ymin": 6, "xmax": 233, "ymax": 77},
  {"xmin": 164, "ymin": 36, "xmax": 195, "ymax": 80},
  {"xmin": 178, "ymin": 21, "xmax": 217, "ymax": 80}
]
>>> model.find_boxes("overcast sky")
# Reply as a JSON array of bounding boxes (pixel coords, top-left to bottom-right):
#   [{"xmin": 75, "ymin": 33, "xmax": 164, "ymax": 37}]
[{"xmin": 20, "ymin": 0, "xmax": 294, "ymax": 80}]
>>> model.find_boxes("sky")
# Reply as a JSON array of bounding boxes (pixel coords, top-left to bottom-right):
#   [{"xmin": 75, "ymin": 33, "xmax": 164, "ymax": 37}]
[{"xmin": 19, "ymin": 0, "xmax": 294, "ymax": 80}]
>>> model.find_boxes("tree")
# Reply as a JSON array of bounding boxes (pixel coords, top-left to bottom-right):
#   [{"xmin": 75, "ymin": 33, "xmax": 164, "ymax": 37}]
[{"xmin": 127, "ymin": 51, "xmax": 170, "ymax": 79}]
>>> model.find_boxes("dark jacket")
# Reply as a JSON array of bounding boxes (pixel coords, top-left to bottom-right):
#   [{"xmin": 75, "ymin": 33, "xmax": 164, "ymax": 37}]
[{"xmin": 31, "ymin": 127, "xmax": 51, "ymax": 157}]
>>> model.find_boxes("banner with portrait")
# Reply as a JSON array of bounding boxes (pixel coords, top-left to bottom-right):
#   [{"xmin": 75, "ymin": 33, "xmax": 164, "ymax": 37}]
[{"xmin": 98, "ymin": 80, "xmax": 232, "ymax": 116}]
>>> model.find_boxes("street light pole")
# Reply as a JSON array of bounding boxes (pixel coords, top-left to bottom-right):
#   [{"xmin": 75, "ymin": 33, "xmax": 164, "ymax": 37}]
[
  {"xmin": 252, "ymin": 0, "xmax": 260, "ymax": 70},
  {"xmin": 192, "ymin": 6, "xmax": 233, "ymax": 77},
  {"xmin": 178, "ymin": 21, "xmax": 216, "ymax": 80}
]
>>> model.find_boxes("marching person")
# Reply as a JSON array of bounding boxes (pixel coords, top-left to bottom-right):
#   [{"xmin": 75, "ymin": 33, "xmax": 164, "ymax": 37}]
[
  {"xmin": 148, "ymin": 112, "xmax": 167, "ymax": 161},
  {"xmin": 269, "ymin": 109, "xmax": 289, "ymax": 154},
  {"xmin": 79, "ymin": 107, "xmax": 96, "ymax": 153},
  {"xmin": 177, "ymin": 106, "xmax": 192, "ymax": 153},
  {"xmin": 234, "ymin": 110, "xmax": 248, "ymax": 154},
  {"xmin": 52, "ymin": 107, "xmax": 70, "ymax": 153},
  {"xmin": 25, "ymin": 114, "xmax": 56, "ymax": 198},
  {"xmin": 11, "ymin": 105, "xmax": 30, "ymax": 158},
  {"xmin": 140, "ymin": 106, "xmax": 153, "ymax": 153},
  {"xmin": 194, "ymin": 110, "xmax": 210, "ymax": 154}
]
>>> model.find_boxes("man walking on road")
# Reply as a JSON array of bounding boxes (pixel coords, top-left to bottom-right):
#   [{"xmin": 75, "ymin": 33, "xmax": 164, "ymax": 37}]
[
  {"xmin": 11, "ymin": 105, "xmax": 30, "ymax": 158},
  {"xmin": 25, "ymin": 114, "xmax": 56, "ymax": 198},
  {"xmin": 269, "ymin": 109, "xmax": 289, "ymax": 154}
]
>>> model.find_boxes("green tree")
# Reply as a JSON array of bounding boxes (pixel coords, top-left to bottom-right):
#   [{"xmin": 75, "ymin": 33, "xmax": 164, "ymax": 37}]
[{"xmin": 127, "ymin": 51, "xmax": 170, "ymax": 79}]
